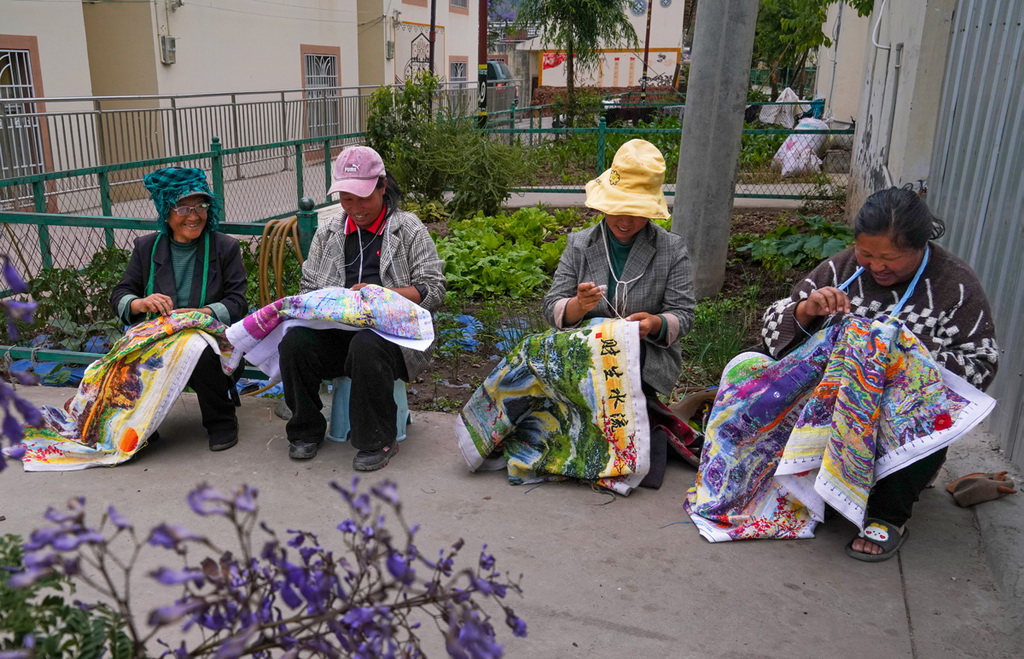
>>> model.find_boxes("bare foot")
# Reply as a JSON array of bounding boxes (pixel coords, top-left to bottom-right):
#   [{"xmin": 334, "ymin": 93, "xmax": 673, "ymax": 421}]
[{"xmin": 849, "ymin": 524, "xmax": 906, "ymax": 556}]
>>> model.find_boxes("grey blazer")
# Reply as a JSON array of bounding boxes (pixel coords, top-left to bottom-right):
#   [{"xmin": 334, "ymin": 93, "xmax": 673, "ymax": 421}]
[
  {"xmin": 543, "ymin": 221, "xmax": 695, "ymax": 394},
  {"xmin": 300, "ymin": 207, "xmax": 446, "ymax": 380}
]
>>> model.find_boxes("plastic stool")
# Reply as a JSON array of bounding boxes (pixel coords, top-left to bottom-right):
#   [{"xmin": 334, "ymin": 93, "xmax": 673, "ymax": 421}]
[{"xmin": 327, "ymin": 377, "xmax": 410, "ymax": 442}]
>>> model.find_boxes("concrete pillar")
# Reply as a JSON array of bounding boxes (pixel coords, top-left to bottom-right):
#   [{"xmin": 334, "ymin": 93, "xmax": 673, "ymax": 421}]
[{"xmin": 672, "ymin": 0, "xmax": 759, "ymax": 299}]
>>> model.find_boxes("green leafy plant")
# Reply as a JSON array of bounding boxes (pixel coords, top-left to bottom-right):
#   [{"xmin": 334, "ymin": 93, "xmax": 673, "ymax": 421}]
[
  {"xmin": 678, "ymin": 285, "xmax": 765, "ymax": 388},
  {"xmin": 737, "ymin": 214, "xmax": 853, "ymax": 275},
  {"xmin": 0, "ymin": 533, "xmax": 132, "ymax": 657},
  {"xmin": 19, "ymin": 246, "xmax": 130, "ymax": 350},
  {"xmin": 435, "ymin": 208, "xmax": 571, "ymax": 299}
]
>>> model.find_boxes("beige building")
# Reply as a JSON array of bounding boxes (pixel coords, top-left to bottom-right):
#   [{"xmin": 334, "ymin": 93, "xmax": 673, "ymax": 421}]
[
  {"xmin": 813, "ymin": 3, "xmax": 871, "ymax": 128},
  {"xmin": 514, "ymin": 0, "xmax": 686, "ymax": 92},
  {"xmin": 358, "ymin": 0, "xmax": 483, "ymax": 86}
]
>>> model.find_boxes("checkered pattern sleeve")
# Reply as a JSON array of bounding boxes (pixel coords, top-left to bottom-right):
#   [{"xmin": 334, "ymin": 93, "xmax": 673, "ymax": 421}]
[{"xmin": 761, "ymin": 254, "xmax": 847, "ymax": 358}]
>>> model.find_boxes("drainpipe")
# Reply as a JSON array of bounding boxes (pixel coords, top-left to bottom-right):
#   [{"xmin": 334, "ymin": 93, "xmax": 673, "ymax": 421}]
[{"xmin": 883, "ymin": 42, "xmax": 903, "ymax": 167}]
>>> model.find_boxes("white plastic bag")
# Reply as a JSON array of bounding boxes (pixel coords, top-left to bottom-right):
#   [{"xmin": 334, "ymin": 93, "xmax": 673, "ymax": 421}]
[
  {"xmin": 758, "ymin": 87, "xmax": 810, "ymax": 129},
  {"xmin": 773, "ymin": 117, "xmax": 829, "ymax": 178}
]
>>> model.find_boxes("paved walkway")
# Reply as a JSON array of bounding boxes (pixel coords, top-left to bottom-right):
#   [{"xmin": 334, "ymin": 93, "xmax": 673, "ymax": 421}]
[{"xmin": 2, "ymin": 385, "xmax": 1021, "ymax": 657}]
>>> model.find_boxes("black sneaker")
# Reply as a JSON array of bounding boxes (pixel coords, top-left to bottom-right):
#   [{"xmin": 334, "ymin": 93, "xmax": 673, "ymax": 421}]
[
  {"xmin": 288, "ymin": 440, "xmax": 319, "ymax": 460},
  {"xmin": 353, "ymin": 440, "xmax": 399, "ymax": 471},
  {"xmin": 209, "ymin": 427, "xmax": 239, "ymax": 452}
]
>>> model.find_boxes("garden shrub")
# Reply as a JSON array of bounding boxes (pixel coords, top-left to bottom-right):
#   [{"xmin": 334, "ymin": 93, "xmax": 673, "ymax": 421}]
[{"xmin": 737, "ymin": 214, "xmax": 853, "ymax": 275}]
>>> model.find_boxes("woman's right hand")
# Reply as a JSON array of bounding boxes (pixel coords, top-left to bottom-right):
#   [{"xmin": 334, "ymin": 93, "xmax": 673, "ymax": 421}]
[
  {"xmin": 797, "ymin": 286, "xmax": 851, "ymax": 318},
  {"xmin": 575, "ymin": 281, "xmax": 606, "ymax": 315},
  {"xmin": 130, "ymin": 293, "xmax": 174, "ymax": 317}
]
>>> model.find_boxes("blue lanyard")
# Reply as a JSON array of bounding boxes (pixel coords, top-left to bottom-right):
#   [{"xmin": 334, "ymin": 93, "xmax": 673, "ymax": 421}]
[{"xmin": 838, "ymin": 245, "xmax": 930, "ymax": 317}]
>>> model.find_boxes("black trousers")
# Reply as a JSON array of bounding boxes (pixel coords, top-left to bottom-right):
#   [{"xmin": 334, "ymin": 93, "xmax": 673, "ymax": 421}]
[
  {"xmin": 865, "ymin": 447, "xmax": 947, "ymax": 527},
  {"xmin": 187, "ymin": 346, "xmax": 238, "ymax": 434},
  {"xmin": 279, "ymin": 328, "xmax": 408, "ymax": 451}
]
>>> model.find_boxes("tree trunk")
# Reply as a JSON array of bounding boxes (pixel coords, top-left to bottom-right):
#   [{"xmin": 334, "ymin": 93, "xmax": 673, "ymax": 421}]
[{"xmin": 566, "ymin": 35, "xmax": 576, "ymax": 128}]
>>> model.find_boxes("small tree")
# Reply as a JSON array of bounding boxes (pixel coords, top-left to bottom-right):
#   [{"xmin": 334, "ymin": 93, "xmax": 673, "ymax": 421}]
[{"xmin": 513, "ymin": 0, "xmax": 639, "ymax": 126}]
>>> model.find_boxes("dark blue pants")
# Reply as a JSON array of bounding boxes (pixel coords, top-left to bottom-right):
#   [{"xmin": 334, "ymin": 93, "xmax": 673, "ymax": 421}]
[{"xmin": 279, "ymin": 328, "xmax": 407, "ymax": 451}]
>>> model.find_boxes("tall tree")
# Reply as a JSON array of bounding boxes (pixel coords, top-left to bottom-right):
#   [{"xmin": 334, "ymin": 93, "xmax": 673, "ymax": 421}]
[
  {"xmin": 753, "ymin": 0, "xmax": 874, "ymax": 98},
  {"xmin": 513, "ymin": 0, "xmax": 638, "ymax": 124}
]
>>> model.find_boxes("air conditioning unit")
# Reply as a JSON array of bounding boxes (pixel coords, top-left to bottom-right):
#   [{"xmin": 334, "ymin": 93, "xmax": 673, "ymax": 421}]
[{"xmin": 160, "ymin": 35, "xmax": 176, "ymax": 64}]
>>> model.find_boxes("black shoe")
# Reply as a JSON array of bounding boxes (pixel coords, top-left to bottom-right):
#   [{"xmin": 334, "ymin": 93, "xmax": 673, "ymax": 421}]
[
  {"xmin": 209, "ymin": 427, "xmax": 239, "ymax": 452},
  {"xmin": 288, "ymin": 440, "xmax": 319, "ymax": 460},
  {"xmin": 353, "ymin": 440, "xmax": 399, "ymax": 471}
]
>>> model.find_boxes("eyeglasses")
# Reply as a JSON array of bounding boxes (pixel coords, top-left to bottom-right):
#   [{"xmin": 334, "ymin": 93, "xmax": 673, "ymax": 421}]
[{"xmin": 172, "ymin": 202, "xmax": 210, "ymax": 217}]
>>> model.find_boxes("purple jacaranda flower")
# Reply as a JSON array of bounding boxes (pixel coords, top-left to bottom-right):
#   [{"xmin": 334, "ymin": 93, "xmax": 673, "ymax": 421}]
[
  {"xmin": 1, "ymin": 257, "xmax": 28, "ymax": 294},
  {"xmin": 106, "ymin": 505, "xmax": 132, "ymax": 530},
  {"xmin": 233, "ymin": 485, "xmax": 257, "ymax": 512},
  {"xmin": 371, "ymin": 481, "xmax": 400, "ymax": 506},
  {"xmin": 386, "ymin": 552, "xmax": 415, "ymax": 586},
  {"xmin": 21, "ymin": 550, "xmax": 58, "ymax": 569},
  {"xmin": 187, "ymin": 484, "xmax": 231, "ymax": 516},
  {"xmin": 479, "ymin": 546, "xmax": 496, "ymax": 571},
  {"xmin": 4, "ymin": 442, "xmax": 25, "ymax": 460},
  {"xmin": 0, "ymin": 649, "xmax": 32, "ymax": 659},
  {"xmin": 51, "ymin": 529, "xmax": 104, "ymax": 551},
  {"xmin": 3, "ymin": 414, "xmax": 23, "ymax": 445},
  {"xmin": 337, "ymin": 519, "xmax": 357, "ymax": 534},
  {"xmin": 286, "ymin": 532, "xmax": 305, "ymax": 548},
  {"xmin": 505, "ymin": 609, "xmax": 527, "ymax": 637},
  {"xmin": 213, "ymin": 625, "xmax": 256, "ymax": 659},
  {"xmin": 148, "ymin": 523, "xmax": 206, "ymax": 551},
  {"xmin": 148, "ymin": 599, "xmax": 206, "ymax": 626},
  {"xmin": 3, "ymin": 300, "xmax": 36, "ymax": 341},
  {"xmin": 149, "ymin": 566, "xmax": 205, "ymax": 587},
  {"xmin": 280, "ymin": 582, "xmax": 302, "ymax": 608},
  {"xmin": 43, "ymin": 499, "xmax": 85, "ymax": 524},
  {"xmin": 7, "ymin": 566, "xmax": 51, "ymax": 589}
]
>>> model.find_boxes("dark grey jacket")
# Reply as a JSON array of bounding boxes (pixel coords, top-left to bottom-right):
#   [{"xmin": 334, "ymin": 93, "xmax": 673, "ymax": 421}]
[
  {"xmin": 543, "ymin": 221, "xmax": 695, "ymax": 394},
  {"xmin": 111, "ymin": 231, "xmax": 248, "ymax": 326}
]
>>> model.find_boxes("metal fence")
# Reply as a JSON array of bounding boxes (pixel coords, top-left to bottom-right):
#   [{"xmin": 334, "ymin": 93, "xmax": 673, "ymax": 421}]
[
  {"xmin": 0, "ymin": 82, "xmax": 520, "ymax": 192},
  {"xmin": 2, "ymin": 102, "xmax": 853, "ymax": 285}
]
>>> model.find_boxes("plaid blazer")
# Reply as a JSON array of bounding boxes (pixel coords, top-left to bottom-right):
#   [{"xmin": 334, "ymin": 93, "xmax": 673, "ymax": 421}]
[
  {"xmin": 300, "ymin": 207, "xmax": 446, "ymax": 379},
  {"xmin": 543, "ymin": 221, "xmax": 695, "ymax": 394}
]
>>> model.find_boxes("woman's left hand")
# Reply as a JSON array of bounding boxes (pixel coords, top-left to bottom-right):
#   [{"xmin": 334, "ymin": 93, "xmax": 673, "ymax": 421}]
[{"xmin": 625, "ymin": 312, "xmax": 661, "ymax": 338}]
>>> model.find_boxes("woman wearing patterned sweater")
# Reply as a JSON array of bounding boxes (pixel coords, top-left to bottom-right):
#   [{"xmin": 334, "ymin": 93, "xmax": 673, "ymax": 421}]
[{"xmin": 761, "ymin": 187, "xmax": 999, "ymax": 561}]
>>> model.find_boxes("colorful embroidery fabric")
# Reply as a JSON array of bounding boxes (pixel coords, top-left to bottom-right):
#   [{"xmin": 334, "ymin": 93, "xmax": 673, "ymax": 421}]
[
  {"xmin": 13, "ymin": 312, "xmax": 233, "ymax": 471},
  {"xmin": 684, "ymin": 315, "xmax": 993, "ymax": 542},
  {"xmin": 454, "ymin": 319, "xmax": 650, "ymax": 495},
  {"xmin": 224, "ymin": 286, "xmax": 435, "ymax": 380}
]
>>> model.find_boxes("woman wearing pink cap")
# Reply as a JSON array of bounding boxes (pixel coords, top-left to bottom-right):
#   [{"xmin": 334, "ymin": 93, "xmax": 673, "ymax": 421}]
[{"xmin": 278, "ymin": 146, "xmax": 446, "ymax": 471}]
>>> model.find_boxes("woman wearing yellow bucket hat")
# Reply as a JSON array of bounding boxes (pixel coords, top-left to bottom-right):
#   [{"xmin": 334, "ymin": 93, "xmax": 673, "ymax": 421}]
[{"xmin": 545, "ymin": 139, "xmax": 696, "ymax": 486}]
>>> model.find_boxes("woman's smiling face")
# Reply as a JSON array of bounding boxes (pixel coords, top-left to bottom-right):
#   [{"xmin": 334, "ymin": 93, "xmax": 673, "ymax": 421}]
[
  {"xmin": 604, "ymin": 215, "xmax": 649, "ymax": 243},
  {"xmin": 854, "ymin": 233, "xmax": 925, "ymax": 287}
]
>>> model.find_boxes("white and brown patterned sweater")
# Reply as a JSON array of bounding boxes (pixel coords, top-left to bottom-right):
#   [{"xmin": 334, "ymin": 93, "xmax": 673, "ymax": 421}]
[{"xmin": 762, "ymin": 243, "xmax": 999, "ymax": 390}]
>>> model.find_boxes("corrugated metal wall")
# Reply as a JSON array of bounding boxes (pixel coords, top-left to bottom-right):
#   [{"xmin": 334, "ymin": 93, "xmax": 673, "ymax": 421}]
[{"xmin": 929, "ymin": 0, "xmax": 1024, "ymax": 467}]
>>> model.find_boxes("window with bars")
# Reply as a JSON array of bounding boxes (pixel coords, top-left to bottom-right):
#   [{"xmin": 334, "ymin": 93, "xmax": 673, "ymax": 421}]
[
  {"xmin": 450, "ymin": 61, "xmax": 468, "ymax": 82},
  {"xmin": 0, "ymin": 47, "xmax": 45, "ymax": 204},
  {"xmin": 451, "ymin": 0, "xmax": 468, "ymax": 8},
  {"xmin": 304, "ymin": 52, "xmax": 339, "ymax": 138}
]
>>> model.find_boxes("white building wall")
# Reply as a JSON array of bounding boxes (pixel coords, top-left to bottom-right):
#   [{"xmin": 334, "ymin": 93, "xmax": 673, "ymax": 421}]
[
  {"xmin": 388, "ymin": 0, "xmax": 481, "ymax": 84},
  {"xmin": 814, "ymin": 3, "xmax": 870, "ymax": 126},
  {"xmin": 147, "ymin": 0, "xmax": 361, "ymax": 95},
  {"xmin": 0, "ymin": 0, "xmax": 93, "ymax": 99},
  {"xmin": 847, "ymin": 0, "xmax": 956, "ymax": 213}
]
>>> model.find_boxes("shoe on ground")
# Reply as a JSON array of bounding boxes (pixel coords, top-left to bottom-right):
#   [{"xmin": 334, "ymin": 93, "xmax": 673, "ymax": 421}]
[
  {"xmin": 844, "ymin": 518, "xmax": 908, "ymax": 563},
  {"xmin": 353, "ymin": 439, "xmax": 399, "ymax": 471},
  {"xmin": 209, "ymin": 427, "xmax": 239, "ymax": 452},
  {"xmin": 288, "ymin": 440, "xmax": 319, "ymax": 460}
]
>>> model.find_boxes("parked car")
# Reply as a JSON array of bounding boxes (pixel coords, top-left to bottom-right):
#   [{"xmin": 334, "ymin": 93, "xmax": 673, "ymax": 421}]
[{"xmin": 486, "ymin": 60, "xmax": 518, "ymax": 102}]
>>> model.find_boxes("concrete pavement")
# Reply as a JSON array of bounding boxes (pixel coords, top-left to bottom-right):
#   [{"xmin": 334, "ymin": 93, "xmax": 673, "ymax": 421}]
[{"xmin": 1, "ymin": 385, "xmax": 1021, "ymax": 657}]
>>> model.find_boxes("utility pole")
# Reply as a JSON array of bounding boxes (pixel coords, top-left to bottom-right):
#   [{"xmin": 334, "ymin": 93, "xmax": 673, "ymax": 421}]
[
  {"xmin": 477, "ymin": 0, "xmax": 488, "ymax": 127},
  {"xmin": 672, "ymin": 0, "xmax": 759, "ymax": 298},
  {"xmin": 428, "ymin": 0, "xmax": 437, "ymax": 76},
  {"xmin": 640, "ymin": 0, "xmax": 654, "ymax": 103}
]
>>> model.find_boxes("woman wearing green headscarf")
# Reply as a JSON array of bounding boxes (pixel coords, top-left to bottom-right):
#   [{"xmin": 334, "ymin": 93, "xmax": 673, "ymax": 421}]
[{"xmin": 111, "ymin": 167, "xmax": 247, "ymax": 451}]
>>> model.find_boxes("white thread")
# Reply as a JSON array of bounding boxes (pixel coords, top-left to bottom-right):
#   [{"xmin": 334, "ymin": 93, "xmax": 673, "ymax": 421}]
[{"xmin": 599, "ymin": 222, "xmax": 645, "ymax": 320}]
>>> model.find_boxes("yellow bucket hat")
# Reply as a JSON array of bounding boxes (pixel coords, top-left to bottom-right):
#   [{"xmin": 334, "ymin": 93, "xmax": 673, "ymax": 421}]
[{"xmin": 585, "ymin": 139, "xmax": 670, "ymax": 220}]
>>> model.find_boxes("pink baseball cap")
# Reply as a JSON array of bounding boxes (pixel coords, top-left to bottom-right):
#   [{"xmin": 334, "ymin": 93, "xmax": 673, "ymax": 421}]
[{"xmin": 328, "ymin": 146, "xmax": 386, "ymax": 198}]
